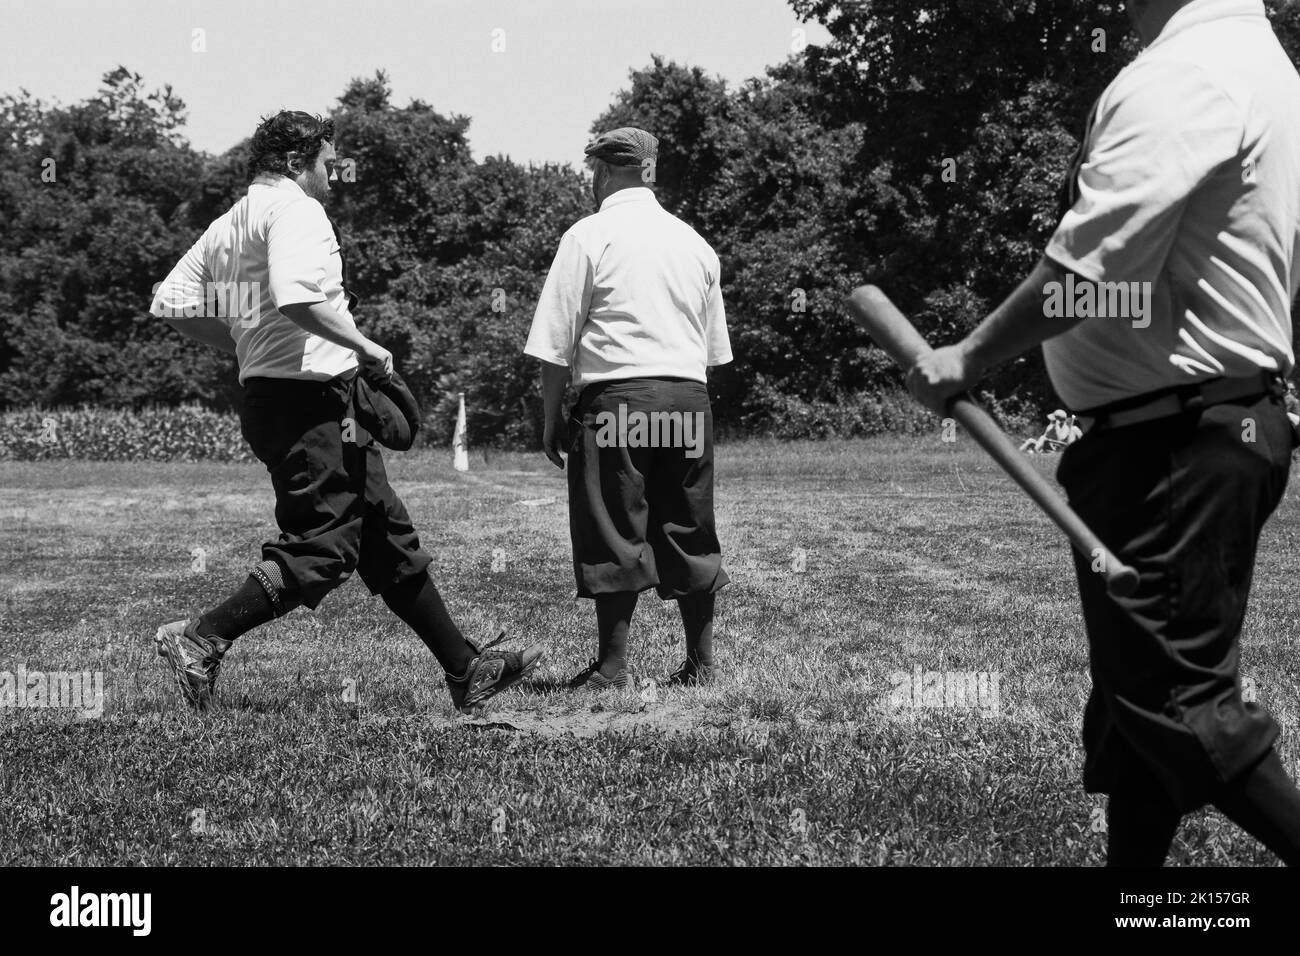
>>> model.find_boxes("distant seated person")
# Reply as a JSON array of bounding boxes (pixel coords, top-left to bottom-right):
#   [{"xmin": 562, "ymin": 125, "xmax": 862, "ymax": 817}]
[{"xmin": 1020, "ymin": 409, "xmax": 1083, "ymax": 454}]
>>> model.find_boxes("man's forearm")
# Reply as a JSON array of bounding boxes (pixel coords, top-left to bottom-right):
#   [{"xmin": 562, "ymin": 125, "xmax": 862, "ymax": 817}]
[
  {"xmin": 540, "ymin": 361, "xmax": 571, "ymax": 423},
  {"xmin": 165, "ymin": 317, "xmax": 237, "ymax": 355},
  {"xmin": 278, "ymin": 301, "xmax": 372, "ymax": 353},
  {"xmin": 963, "ymin": 256, "xmax": 1086, "ymax": 372}
]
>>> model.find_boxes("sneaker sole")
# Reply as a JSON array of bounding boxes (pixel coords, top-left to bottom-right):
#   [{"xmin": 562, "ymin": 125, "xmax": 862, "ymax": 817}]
[
  {"xmin": 460, "ymin": 648, "xmax": 544, "ymax": 711},
  {"xmin": 568, "ymin": 670, "xmax": 619, "ymax": 690},
  {"xmin": 153, "ymin": 624, "xmax": 212, "ymax": 711}
]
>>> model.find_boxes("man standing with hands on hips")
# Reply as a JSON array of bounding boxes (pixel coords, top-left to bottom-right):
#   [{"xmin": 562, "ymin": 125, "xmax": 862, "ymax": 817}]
[
  {"xmin": 526, "ymin": 127, "xmax": 732, "ymax": 689},
  {"xmin": 906, "ymin": 0, "xmax": 1300, "ymax": 865}
]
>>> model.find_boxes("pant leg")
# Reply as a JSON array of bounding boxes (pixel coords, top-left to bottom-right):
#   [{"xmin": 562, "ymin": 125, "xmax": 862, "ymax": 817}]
[
  {"xmin": 354, "ymin": 442, "xmax": 434, "ymax": 595},
  {"xmin": 239, "ymin": 375, "xmax": 366, "ymax": 609},
  {"xmin": 566, "ymin": 380, "xmax": 659, "ymax": 597},
  {"xmin": 644, "ymin": 380, "xmax": 729, "ymax": 599},
  {"xmin": 1057, "ymin": 392, "xmax": 1292, "ymax": 812}
]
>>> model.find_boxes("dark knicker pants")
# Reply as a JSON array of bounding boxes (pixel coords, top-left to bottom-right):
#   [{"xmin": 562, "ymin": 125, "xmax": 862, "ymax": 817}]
[
  {"xmin": 238, "ymin": 370, "xmax": 433, "ymax": 610},
  {"xmin": 567, "ymin": 377, "xmax": 729, "ymax": 599},
  {"xmin": 1057, "ymin": 389, "xmax": 1296, "ymax": 813}
]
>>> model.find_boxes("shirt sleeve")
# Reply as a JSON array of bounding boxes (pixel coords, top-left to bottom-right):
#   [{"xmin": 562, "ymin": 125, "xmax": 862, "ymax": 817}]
[
  {"xmin": 1046, "ymin": 59, "xmax": 1242, "ymax": 286},
  {"xmin": 524, "ymin": 231, "xmax": 593, "ymax": 367},
  {"xmin": 149, "ymin": 230, "xmax": 211, "ymax": 319},
  {"xmin": 267, "ymin": 197, "xmax": 334, "ymax": 308},
  {"xmin": 704, "ymin": 251, "xmax": 732, "ymax": 367}
]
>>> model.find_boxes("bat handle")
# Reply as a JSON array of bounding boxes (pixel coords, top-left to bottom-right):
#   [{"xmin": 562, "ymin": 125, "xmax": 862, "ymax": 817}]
[{"xmin": 1101, "ymin": 557, "xmax": 1140, "ymax": 597}]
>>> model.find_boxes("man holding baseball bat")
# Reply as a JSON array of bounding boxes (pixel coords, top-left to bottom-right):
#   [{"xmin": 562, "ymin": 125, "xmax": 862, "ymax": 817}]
[{"xmin": 899, "ymin": 0, "xmax": 1300, "ymax": 865}]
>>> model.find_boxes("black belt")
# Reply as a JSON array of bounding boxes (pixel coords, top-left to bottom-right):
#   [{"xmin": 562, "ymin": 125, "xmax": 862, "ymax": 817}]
[
  {"xmin": 242, "ymin": 368, "xmax": 358, "ymax": 393},
  {"xmin": 1076, "ymin": 371, "xmax": 1283, "ymax": 433}
]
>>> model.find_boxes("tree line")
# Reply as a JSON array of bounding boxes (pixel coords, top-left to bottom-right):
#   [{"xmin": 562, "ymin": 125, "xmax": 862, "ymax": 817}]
[{"xmin": 4, "ymin": 1, "xmax": 1299, "ymax": 445}]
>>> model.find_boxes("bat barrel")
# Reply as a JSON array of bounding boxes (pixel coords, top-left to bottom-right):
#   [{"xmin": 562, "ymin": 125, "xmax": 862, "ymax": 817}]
[{"xmin": 846, "ymin": 286, "xmax": 934, "ymax": 367}]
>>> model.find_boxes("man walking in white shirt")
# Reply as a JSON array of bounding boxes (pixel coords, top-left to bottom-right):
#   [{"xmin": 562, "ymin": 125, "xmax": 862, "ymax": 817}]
[
  {"xmin": 150, "ymin": 111, "xmax": 540, "ymax": 712},
  {"xmin": 526, "ymin": 128, "xmax": 732, "ymax": 689}
]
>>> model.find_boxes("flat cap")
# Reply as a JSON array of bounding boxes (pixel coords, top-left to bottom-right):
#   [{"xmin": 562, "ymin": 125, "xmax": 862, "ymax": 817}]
[
  {"xmin": 584, "ymin": 127, "xmax": 658, "ymax": 168},
  {"xmin": 353, "ymin": 370, "xmax": 423, "ymax": 452}
]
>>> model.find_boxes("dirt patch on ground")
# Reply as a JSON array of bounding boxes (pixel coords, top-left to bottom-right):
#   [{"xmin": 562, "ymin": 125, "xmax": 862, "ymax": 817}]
[{"xmin": 454, "ymin": 698, "xmax": 745, "ymax": 739}]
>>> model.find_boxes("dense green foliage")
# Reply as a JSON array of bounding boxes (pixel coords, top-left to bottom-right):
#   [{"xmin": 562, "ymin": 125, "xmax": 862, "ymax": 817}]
[
  {"xmin": 0, "ymin": 406, "xmax": 253, "ymax": 462},
  {"xmin": 0, "ymin": 392, "xmax": 958, "ymax": 462},
  {"xmin": 4, "ymin": 3, "xmax": 1300, "ymax": 447}
]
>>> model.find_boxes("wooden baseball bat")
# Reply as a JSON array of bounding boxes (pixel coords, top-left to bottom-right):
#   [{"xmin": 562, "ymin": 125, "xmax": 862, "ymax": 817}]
[{"xmin": 846, "ymin": 284, "xmax": 1139, "ymax": 598}]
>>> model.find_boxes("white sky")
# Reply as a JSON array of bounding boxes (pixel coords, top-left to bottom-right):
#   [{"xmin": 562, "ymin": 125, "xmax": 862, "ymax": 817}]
[{"xmin": 0, "ymin": 0, "xmax": 831, "ymax": 166}]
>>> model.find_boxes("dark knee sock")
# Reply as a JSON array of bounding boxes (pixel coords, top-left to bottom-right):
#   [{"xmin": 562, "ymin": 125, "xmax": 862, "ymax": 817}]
[
  {"xmin": 678, "ymin": 592, "xmax": 715, "ymax": 666},
  {"xmin": 197, "ymin": 575, "xmax": 279, "ymax": 641},
  {"xmin": 1212, "ymin": 749, "xmax": 1300, "ymax": 865},
  {"xmin": 382, "ymin": 572, "xmax": 475, "ymax": 677},
  {"xmin": 595, "ymin": 591, "xmax": 637, "ymax": 678},
  {"xmin": 1106, "ymin": 787, "xmax": 1182, "ymax": 867}
]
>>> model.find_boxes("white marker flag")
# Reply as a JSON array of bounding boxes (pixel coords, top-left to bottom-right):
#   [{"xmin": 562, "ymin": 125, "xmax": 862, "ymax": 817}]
[{"xmin": 452, "ymin": 392, "xmax": 469, "ymax": 472}]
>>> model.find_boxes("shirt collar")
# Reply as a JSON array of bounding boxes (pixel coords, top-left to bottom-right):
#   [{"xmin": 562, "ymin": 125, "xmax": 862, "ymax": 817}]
[
  {"xmin": 599, "ymin": 187, "xmax": 658, "ymax": 212},
  {"xmin": 251, "ymin": 173, "xmax": 308, "ymax": 197},
  {"xmin": 1148, "ymin": 0, "xmax": 1265, "ymax": 48}
]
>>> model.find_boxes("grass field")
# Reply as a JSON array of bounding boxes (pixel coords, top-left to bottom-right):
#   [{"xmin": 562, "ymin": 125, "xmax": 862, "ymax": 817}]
[{"xmin": 2, "ymin": 436, "xmax": 1298, "ymax": 865}]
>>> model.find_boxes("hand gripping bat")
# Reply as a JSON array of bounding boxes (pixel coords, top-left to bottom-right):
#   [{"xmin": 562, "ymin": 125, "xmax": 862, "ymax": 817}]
[{"xmin": 846, "ymin": 284, "xmax": 1139, "ymax": 597}]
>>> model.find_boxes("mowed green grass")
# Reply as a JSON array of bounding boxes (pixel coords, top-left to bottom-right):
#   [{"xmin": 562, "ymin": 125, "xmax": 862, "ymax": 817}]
[{"xmin": 2, "ymin": 436, "xmax": 1298, "ymax": 865}]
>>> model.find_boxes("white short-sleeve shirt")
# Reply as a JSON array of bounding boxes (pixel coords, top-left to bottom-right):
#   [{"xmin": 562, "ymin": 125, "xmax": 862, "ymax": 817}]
[
  {"xmin": 1043, "ymin": 0, "xmax": 1300, "ymax": 411},
  {"xmin": 524, "ymin": 187, "xmax": 732, "ymax": 388},
  {"xmin": 149, "ymin": 174, "xmax": 359, "ymax": 384}
]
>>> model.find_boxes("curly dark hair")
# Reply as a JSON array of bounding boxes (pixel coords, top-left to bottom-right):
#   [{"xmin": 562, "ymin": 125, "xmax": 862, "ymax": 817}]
[{"xmin": 247, "ymin": 111, "xmax": 335, "ymax": 181}]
